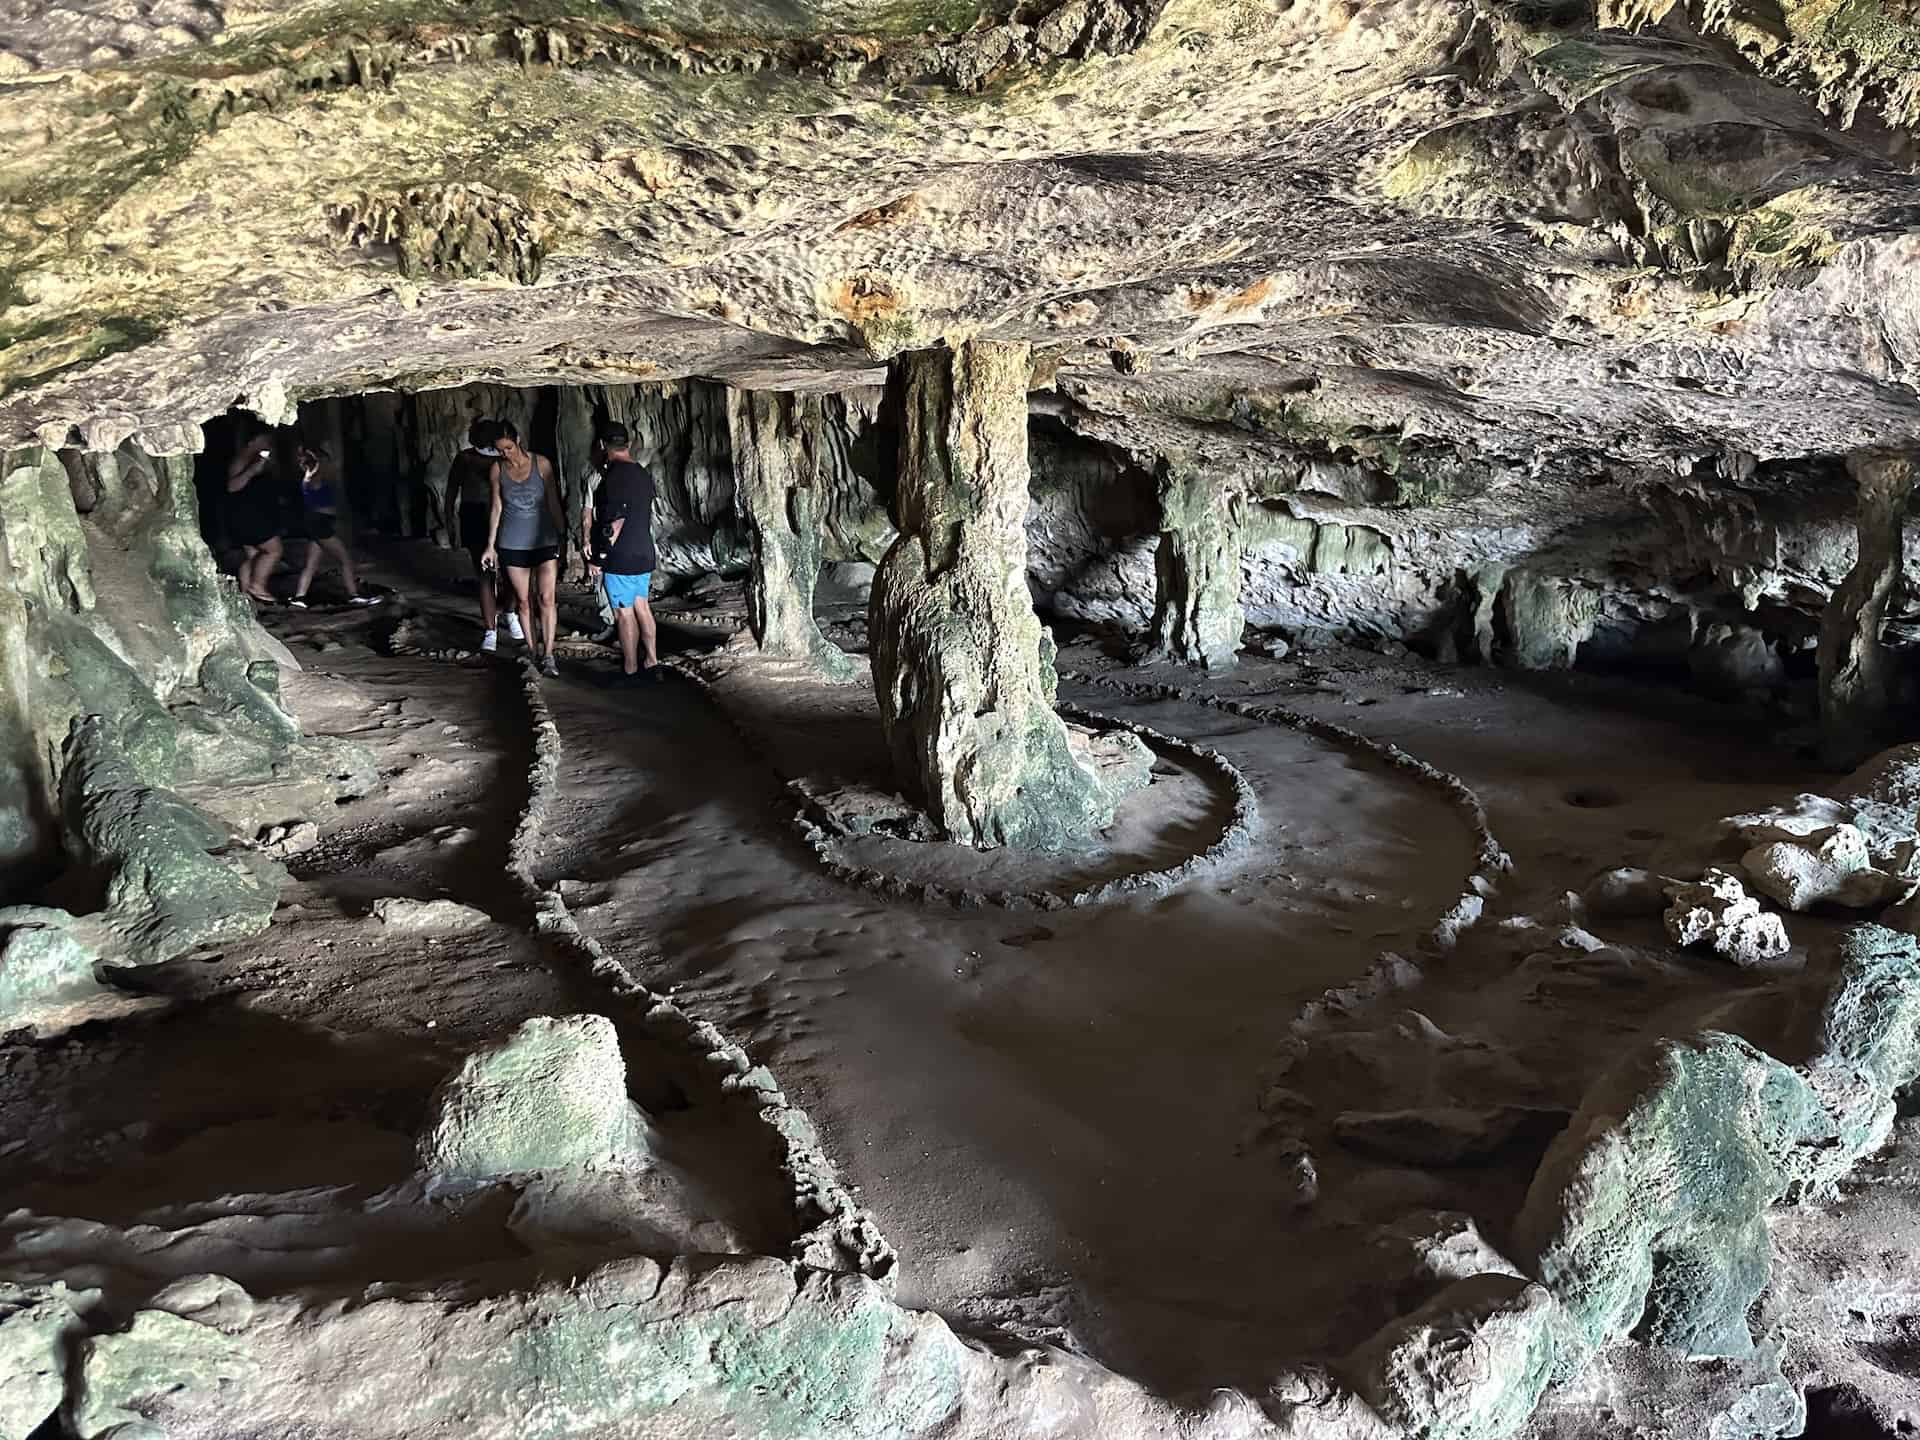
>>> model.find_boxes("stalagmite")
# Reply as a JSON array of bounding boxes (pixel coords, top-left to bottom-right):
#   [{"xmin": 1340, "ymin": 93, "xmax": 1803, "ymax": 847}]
[
  {"xmin": 1144, "ymin": 461, "xmax": 1244, "ymax": 670},
  {"xmin": 726, "ymin": 390, "xmax": 855, "ymax": 682},
  {"xmin": 869, "ymin": 341, "xmax": 1115, "ymax": 850},
  {"xmin": 1819, "ymin": 450, "xmax": 1914, "ymax": 769}
]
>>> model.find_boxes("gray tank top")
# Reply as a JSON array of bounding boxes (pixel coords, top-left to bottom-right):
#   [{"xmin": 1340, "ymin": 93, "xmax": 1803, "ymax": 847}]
[{"xmin": 496, "ymin": 458, "xmax": 556, "ymax": 549}]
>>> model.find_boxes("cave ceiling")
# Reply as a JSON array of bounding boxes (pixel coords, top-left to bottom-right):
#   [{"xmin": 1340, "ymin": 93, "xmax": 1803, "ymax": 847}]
[{"xmin": 2, "ymin": 0, "xmax": 1920, "ymax": 464}]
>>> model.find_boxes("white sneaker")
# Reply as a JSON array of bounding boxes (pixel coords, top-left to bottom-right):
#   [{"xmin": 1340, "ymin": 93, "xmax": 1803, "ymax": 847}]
[
  {"xmin": 504, "ymin": 613, "xmax": 525, "ymax": 642},
  {"xmin": 480, "ymin": 630, "xmax": 498, "ymax": 653}
]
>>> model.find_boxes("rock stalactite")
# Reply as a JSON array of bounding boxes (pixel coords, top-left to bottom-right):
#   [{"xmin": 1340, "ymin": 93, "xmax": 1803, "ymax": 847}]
[
  {"xmin": 868, "ymin": 341, "xmax": 1115, "ymax": 851},
  {"xmin": 1819, "ymin": 450, "xmax": 1915, "ymax": 769},
  {"xmin": 727, "ymin": 390, "xmax": 856, "ymax": 681},
  {"xmin": 1144, "ymin": 462, "xmax": 1244, "ymax": 670}
]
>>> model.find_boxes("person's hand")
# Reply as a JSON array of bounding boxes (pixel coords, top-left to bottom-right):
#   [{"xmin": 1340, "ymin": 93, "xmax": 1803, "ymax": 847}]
[
  {"xmin": 587, "ymin": 564, "xmax": 601, "ymax": 581},
  {"xmin": 481, "ymin": 548, "xmax": 497, "ymax": 573}
]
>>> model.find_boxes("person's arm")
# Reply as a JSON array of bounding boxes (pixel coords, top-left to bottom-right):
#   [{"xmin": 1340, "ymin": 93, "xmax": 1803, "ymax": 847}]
[
  {"xmin": 483, "ymin": 461, "xmax": 503, "ymax": 568},
  {"xmin": 227, "ymin": 445, "xmax": 270, "ymax": 493}
]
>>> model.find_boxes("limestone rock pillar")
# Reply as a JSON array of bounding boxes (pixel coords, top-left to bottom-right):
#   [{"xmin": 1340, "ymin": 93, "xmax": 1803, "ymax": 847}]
[
  {"xmin": 1820, "ymin": 449, "xmax": 1915, "ymax": 768},
  {"xmin": 868, "ymin": 340, "xmax": 1114, "ymax": 850},
  {"xmin": 1144, "ymin": 462, "xmax": 1244, "ymax": 670},
  {"xmin": 727, "ymin": 390, "xmax": 854, "ymax": 682}
]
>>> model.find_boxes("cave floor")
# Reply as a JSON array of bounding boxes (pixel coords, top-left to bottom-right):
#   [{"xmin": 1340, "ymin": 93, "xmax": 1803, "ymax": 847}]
[{"xmin": 10, "ymin": 559, "xmax": 1918, "ymax": 1423}]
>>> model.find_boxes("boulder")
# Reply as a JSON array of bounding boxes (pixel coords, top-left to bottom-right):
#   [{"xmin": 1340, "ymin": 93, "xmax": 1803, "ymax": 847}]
[
  {"xmin": 1375, "ymin": 1211, "xmax": 1523, "ymax": 1289},
  {"xmin": 1344, "ymin": 1273, "xmax": 1562, "ymax": 1440},
  {"xmin": 0, "ymin": 910, "xmax": 102, "ymax": 1023},
  {"xmin": 1580, "ymin": 867, "xmax": 1670, "ymax": 921},
  {"xmin": 1662, "ymin": 869, "xmax": 1793, "ymax": 969},
  {"xmin": 1738, "ymin": 823, "xmax": 1899, "ymax": 911},
  {"xmin": 371, "ymin": 897, "xmax": 491, "ymax": 933},
  {"xmin": 70, "ymin": 1308, "xmax": 251, "ymax": 1440},
  {"xmin": 417, "ymin": 1014, "xmax": 652, "ymax": 1182},
  {"xmin": 0, "ymin": 1283, "xmax": 84, "ymax": 1440},
  {"xmin": 255, "ymin": 820, "xmax": 319, "ymax": 860}
]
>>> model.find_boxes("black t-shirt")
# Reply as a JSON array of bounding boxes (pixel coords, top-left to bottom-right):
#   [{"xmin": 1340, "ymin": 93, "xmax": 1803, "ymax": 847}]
[
  {"xmin": 597, "ymin": 458, "xmax": 657, "ymax": 575},
  {"xmin": 452, "ymin": 447, "xmax": 494, "ymax": 506}
]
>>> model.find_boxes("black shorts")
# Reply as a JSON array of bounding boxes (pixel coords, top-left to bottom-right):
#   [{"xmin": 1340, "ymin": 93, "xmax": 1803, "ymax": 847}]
[
  {"xmin": 459, "ymin": 502, "xmax": 491, "ymax": 572},
  {"xmin": 229, "ymin": 505, "xmax": 278, "ymax": 548},
  {"xmin": 305, "ymin": 510, "xmax": 338, "ymax": 542},
  {"xmin": 498, "ymin": 545, "xmax": 559, "ymax": 570}
]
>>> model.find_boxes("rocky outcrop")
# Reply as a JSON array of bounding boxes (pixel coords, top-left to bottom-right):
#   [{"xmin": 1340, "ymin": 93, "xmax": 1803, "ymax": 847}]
[
  {"xmin": 869, "ymin": 341, "xmax": 1118, "ymax": 850},
  {"xmin": 0, "ymin": 442, "xmax": 369, "ymax": 895},
  {"xmin": 1516, "ymin": 925, "xmax": 1920, "ymax": 1370},
  {"xmin": 727, "ymin": 389, "xmax": 857, "ymax": 680}
]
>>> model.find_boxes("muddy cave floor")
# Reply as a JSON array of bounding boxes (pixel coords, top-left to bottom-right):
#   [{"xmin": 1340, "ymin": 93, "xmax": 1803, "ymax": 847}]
[{"xmin": 10, "ymin": 552, "xmax": 1920, "ymax": 1429}]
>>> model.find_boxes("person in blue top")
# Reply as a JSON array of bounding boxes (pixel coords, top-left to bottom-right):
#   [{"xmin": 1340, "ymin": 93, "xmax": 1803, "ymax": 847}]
[{"xmin": 290, "ymin": 442, "xmax": 381, "ymax": 608}]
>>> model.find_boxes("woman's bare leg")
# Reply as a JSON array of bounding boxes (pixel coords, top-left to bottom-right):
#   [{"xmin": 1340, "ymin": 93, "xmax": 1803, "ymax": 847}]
[
  {"xmin": 535, "ymin": 560, "xmax": 559, "ymax": 659},
  {"xmin": 294, "ymin": 540, "xmax": 323, "ymax": 598},
  {"xmin": 326, "ymin": 537, "xmax": 359, "ymax": 596},
  {"xmin": 245, "ymin": 538, "xmax": 281, "ymax": 600},
  {"xmin": 507, "ymin": 565, "xmax": 534, "ymax": 649}
]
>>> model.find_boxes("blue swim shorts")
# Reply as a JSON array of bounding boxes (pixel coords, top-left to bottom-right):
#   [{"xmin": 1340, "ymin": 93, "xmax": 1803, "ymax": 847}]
[{"xmin": 603, "ymin": 571, "xmax": 653, "ymax": 610}]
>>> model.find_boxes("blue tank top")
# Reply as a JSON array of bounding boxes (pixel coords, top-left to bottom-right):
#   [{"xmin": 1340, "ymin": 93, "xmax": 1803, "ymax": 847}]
[{"xmin": 496, "ymin": 458, "xmax": 557, "ymax": 549}]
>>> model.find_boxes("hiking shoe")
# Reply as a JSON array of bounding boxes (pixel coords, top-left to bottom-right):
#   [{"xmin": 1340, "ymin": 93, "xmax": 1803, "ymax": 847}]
[
  {"xmin": 504, "ymin": 613, "xmax": 526, "ymax": 642},
  {"xmin": 349, "ymin": 594, "xmax": 382, "ymax": 607},
  {"xmin": 480, "ymin": 630, "xmax": 498, "ymax": 654},
  {"xmin": 540, "ymin": 655, "xmax": 560, "ymax": 678},
  {"xmin": 287, "ymin": 597, "xmax": 309, "ymax": 609}
]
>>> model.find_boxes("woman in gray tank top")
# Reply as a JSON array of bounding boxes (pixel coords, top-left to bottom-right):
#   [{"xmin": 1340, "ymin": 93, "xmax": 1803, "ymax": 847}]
[{"xmin": 481, "ymin": 419, "xmax": 567, "ymax": 677}]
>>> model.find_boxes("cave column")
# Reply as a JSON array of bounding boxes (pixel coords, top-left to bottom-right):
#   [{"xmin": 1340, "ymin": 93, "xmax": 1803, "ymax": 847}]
[
  {"xmin": 1144, "ymin": 460, "xmax": 1244, "ymax": 670},
  {"xmin": 1819, "ymin": 448, "xmax": 1916, "ymax": 767},
  {"xmin": 726, "ymin": 389, "xmax": 854, "ymax": 681},
  {"xmin": 869, "ymin": 340, "xmax": 1116, "ymax": 850}
]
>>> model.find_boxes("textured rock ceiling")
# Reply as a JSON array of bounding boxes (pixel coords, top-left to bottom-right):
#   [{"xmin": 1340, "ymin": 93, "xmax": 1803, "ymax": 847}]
[{"xmin": 2, "ymin": 0, "xmax": 1920, "ymax": 462}]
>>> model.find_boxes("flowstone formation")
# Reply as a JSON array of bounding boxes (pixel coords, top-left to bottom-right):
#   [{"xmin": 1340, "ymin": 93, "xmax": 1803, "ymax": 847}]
[
  {"xmin": 0, "ymin": 440, "xmax": 370, "ymax": 1022},
  {"xmin": 1819, "ymin": 450, "xmax": 1914, "ymax": 768},
  {"xmin": 868, "ymin": 341, "xmax": 1123, "ymax": 850},
  {"xmin": 1144, "ymin": 461, "xmax": 1244, "ymax": 670},
  {"xmin": 727, "ymin": 389, "xmax": 858, "ymax": 680}
]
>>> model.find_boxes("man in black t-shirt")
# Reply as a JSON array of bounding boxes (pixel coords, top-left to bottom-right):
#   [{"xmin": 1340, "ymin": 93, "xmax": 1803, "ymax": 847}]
[{"xmin": 588, "ymin": 424, "xmax": 660, "ymax": 683}]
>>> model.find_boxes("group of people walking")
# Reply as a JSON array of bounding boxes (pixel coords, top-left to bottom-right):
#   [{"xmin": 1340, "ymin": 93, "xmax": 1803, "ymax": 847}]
[
  {"xmin": 449, "ymin": 415, "xmax": 660, "ymax": 684},
  {"xmin": 225, "ymin": 423, "xmax": 381, "ymax": 609},
  {"xmin": 225, "ymin": 413, "xmax": 659, "ymax": 684}
]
